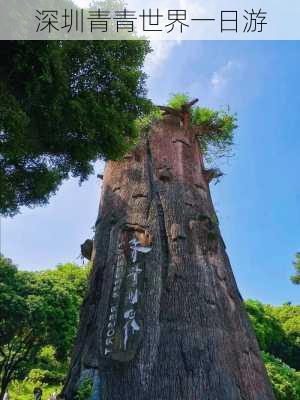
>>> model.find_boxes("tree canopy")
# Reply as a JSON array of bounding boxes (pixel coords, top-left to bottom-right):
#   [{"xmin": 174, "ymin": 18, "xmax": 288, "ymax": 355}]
[
  {"xmin": 245, "ymin": 300, "xmax": 300, "ymax": 399},
  {"xmin": 262, "ymin": 352, "xmax": 300, "ymax": 400},
  {"xmin": 0, "ymin": 256, "xmax": 89, "ymax": 398},
  {"xmin": 291, "ymin": 253, "xmax": 300, "ymax": 285},
  {"xmin": 0, "ymin": 40, "xmax": 151, "ymax": 216},
  {"xmin": 245, "ymin": 300, "xmax": 300, "ymax": 370}
]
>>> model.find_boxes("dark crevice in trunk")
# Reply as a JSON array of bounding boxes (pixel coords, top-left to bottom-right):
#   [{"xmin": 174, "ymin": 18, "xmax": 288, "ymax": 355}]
[{"xmin": 146, "ymin": 138, "xmax": 170, "ymax": 286}]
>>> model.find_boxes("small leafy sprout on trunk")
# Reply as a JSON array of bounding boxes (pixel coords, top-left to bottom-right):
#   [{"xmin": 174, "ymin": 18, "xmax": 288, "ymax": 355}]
[
  {"xmin": 135, "ymin": 108, "xmax": 163, "ymax": 133},
  {"xmin": 75, "ymin": 378, "xmax": 93, "ymax": 400}
]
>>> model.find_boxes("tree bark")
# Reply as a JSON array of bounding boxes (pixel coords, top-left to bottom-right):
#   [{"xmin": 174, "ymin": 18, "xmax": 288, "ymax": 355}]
[{"xmin": 63, "ymin": 116, "xmax": 275, "ymax": 400}]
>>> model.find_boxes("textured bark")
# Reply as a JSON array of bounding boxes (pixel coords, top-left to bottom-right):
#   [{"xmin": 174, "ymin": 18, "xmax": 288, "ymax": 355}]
[{"xmin": 63, "ymin": 116, "xmax": 275, "ymax": 400}]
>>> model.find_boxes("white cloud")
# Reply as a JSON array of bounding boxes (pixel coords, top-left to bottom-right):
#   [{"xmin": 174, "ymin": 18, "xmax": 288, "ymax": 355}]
[
  {"xmin": 211, "ymin": 61, "xmax": 241, "ymax": 93},
  {"xmin": 144, "ymin": 41, "xmax": 179, "ymax": 77},
  {"xmin": 178, "ymin": 0, "xmax": 206, "ymax": 16},
  {"xmin": 73, "ymin": 0, "xmax": 90, "ymax": 7}
]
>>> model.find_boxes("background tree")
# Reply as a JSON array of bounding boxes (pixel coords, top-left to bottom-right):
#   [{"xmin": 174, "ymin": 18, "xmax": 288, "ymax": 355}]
[
  {"xmin": 245, "ymin": 300, "xmax": 300, "ymax": 370},
  {"xmin": 0, "ymin": 256, "xmax": 88, "ymax": 399},
  {"xmin": 262, "ymin": 352, "xmax": 300, "ymax": 400},
  {"xmin": 0, "ymin": 40, "xmax": 151, "ymax": 216},
  {"xmin": 291, "ymin": 253, "xmax": 300, "ymax": 284},
  {"xmin": 1, "ymin": 258, "xmax": 299, "ymax": 398},
  {"xmin": 245, "ymin": 300, "xmax": 300, "ymax": 400}
]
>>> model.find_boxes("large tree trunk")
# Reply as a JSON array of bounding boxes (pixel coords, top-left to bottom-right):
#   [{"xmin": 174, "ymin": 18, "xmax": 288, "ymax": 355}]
[{"xmin": 63, "ymin": 116, "xmax": 274, "ymax": 400}]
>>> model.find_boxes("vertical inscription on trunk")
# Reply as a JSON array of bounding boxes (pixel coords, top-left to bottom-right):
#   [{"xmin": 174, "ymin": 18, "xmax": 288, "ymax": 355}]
[{"xmin": 102, "ymin": 231, "xmax": 151, "ymax": 362}]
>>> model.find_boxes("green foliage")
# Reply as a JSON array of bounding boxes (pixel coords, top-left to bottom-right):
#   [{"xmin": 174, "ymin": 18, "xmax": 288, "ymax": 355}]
[
  {"xmin": 246, "ymin": 301, "xmax": 300, "ymax": 397},
  {"xmin": 75, "ymin": 378, "xmax": 93, "ymax": 400},
  {"xmin": 166, "ymin": 93, "xmax": 237, "ymax": 164},
  {"xmin": 0, "ymin": 40, "xmax": 151, "ymax": 216},
  {"xmin": 245, "ymin": 300, "xmax": 300, "ymax": 370},
  {"xmin": 167, "ymin": 93, "xmax": 190, "ymax": 110},
  {"xmin": 28, "ymin": 346, "xmax": 67, "ymax": 385},
  {"xmin": 136, "ymin": 107, "xmax": 163, "ymax": 133},
  {"xmin": 2, "ymin": 257, "xmax": 299, "ymax": 398},
  {"xmin": 245, "ymin": 300, "xmax": 286, "ymax": 352},
  {"xmin": 291, "ymin": 253, "xmax": 300, "ymax": 284},
  {"xmin": 268, "ymin": 303, "xmax": 300, "ymax": 365},
  {"xmin": 263, "ymin": 352, "xmax": 300, "ymax": 400},
  {"xmin": 192, "ymin": 106, "xmax": 236, "ymax": 137},
  {"xmin": 9, "ymin": 379, "xmax": 62, "ymax": 400},
  {"xmin": 0, "ymin": 256, "xmax": 89, "ymax": 395}
]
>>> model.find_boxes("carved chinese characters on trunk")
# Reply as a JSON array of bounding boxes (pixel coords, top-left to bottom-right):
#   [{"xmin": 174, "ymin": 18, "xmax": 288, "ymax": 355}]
[{"xmin": 102, "ymin": 229, "xmax": 151, "ymax": 362}]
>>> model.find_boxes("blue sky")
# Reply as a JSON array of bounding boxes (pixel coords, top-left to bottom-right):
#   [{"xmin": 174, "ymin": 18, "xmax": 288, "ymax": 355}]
[{"xmin": 1, "ymin": 41, "xmax": 300, "ymax": 305}]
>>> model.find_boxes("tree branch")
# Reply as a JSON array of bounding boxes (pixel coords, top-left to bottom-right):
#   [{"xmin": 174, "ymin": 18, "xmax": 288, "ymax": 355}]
[
  {"xmin": 157, "ymin": 106, "xmax": 181, "ymax": 117},
  {"xmin": 203, "ymin": 168, "xmax": 224, "ymax": 184},
  {"xmin": 181, "ymin": 98, "xmax": 199, "ymax": 111}
]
